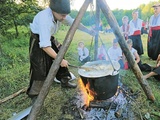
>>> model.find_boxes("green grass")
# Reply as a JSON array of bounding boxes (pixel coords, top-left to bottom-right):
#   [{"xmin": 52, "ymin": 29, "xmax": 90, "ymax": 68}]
[{"xmin": 0, "ymin": 27, "xmax": 160, "ymax": 120}]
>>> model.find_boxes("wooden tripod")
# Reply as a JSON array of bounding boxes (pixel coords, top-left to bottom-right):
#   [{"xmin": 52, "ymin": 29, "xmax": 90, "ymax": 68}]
[{"xmin": 27, "ymin": 0, "xmax": 155, "ymax": 119}]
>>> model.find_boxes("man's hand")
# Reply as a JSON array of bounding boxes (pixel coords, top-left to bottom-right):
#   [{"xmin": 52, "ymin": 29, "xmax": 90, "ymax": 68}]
[
  {"xmin": 157, "ymin": 61, "xmax": 160, "ymax": 67},
  {"xmin": 61, "ymin": 59, "xmax": 68, "ymax": 67}
]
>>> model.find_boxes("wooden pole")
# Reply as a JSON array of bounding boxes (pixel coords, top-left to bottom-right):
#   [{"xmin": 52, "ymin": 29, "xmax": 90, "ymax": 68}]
[
  {"xmin": 27, "ymin": 0, "xmax": 93, "ymax": 119},
  {"xmin": 98, "ymin": 0, "xmax": 155, "ymax": 102},
  {"xmin": 0, "ymin": 87, "xmax": 27, "ymax": 104},
  {"xmin": 94, "ymin": 0, "xmax": 100, "ymax": 60}
]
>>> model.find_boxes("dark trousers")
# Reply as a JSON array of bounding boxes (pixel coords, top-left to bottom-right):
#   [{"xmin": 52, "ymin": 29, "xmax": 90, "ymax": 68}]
[
  {"xmin": 129, "ymin": 35, "xmax": 144, "ymax": 55},
  {"xmin": 153, "ymin": 67, "xmax": 160, "ymax": 80},
  {"xmin": 128, "ymin": 60, "xmax": 151, "ymax": 72},
  {"xmin": 27, "ymin": 33, "xmax": 70, "ymax": 97},
  {"xmin": 147, "ymin": 30, "xmax": 160, "ymax": 60},
  {"xmin": 79, "ymin": 56, "xmax": 90, "ymax": 63}
]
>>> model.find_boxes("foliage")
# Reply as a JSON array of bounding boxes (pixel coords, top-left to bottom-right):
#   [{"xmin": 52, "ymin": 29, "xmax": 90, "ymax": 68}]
[
  {"xmin": 139, "ymin": 0, "xmax": 160, "ymax": 21},
  {"xmin": 0, "ymin": 0, "xmax": 41, "ymax": 37},
  {"xmin": 70, "ymin": 1, "xmax": 158, "ymax": 30},
  {"xmin": 70, "ymin": 10, "xmax": 95, "ymax": 26},
  {"xmin": 1, "ymin": 0, "xmax": 160, "ymax": 38}
]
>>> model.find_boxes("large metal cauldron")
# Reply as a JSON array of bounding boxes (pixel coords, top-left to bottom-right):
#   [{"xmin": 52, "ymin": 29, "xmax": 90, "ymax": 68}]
[{"xmin": 78, "ymin": 60, "xmax": 120, "ymax": 100}]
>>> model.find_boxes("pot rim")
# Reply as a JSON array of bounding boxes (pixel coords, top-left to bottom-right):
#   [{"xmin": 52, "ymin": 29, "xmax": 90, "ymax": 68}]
[{"xmin": 78, "ymin": 60, "xmax": 120, "ymax": 78}]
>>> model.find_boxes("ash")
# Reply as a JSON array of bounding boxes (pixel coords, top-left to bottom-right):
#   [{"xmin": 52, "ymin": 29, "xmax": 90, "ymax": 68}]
[{"xmin": 75, "ymin": 79, "xmax": 137, "ymax": 120}]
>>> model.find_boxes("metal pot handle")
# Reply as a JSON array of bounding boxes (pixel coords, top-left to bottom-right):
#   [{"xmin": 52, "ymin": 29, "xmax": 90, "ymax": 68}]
[
  {"xmin": 112, "ymin": 70, "xmax": 119, "ymax": 76},
  {"xmin": 99, "ymin": 35, "xmax": 117, "ymax": 72}
]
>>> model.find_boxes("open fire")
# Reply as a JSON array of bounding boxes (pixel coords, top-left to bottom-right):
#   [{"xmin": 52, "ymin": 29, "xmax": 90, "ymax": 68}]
[
  {"xmin": 78, "ymin": 78, "xmax": 95, "ymax": 107},
  {"xmin": 78, "ymin": 78, "xmax": 120, "ymax": 108},
  {"xmin": 74, "ymin": 60, "xmax": 140, "ymax": 119},
  {"xmin": 76, "ymin": 78, "xmax": 138, "ymax": 119}
]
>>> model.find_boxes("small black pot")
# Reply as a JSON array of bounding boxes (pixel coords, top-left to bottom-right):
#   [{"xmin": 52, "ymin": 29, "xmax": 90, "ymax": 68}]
[{"xmin": 78, "ymin": 60, "xmax": 119, "ymax": 100}]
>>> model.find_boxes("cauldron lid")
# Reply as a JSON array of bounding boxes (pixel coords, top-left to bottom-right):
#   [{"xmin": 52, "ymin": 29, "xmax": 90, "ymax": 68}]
[{"xmin": 78, "ymin": 60, "xmax": 120, "ymax": 78}]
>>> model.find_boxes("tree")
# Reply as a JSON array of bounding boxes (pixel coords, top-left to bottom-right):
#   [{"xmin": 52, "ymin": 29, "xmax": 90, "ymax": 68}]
[
  {"xmin": 0, "ymin": 0, "xmax": 41, "ymax": 38},
  {"xmin": 140, "ymin": 1, "xmax": 157, "ymax": 21}
]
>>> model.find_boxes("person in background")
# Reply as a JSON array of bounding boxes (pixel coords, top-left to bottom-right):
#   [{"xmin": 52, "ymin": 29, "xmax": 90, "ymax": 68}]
[
  {"xmin": 27, "ymin": 0, "xmax": 96, "ymax": 100},
  {"xmin": 143, "ymin": 54, "xmax": 160, "ymax": 80},
  {"xmin": 97, "ymin": 44, "xmax": 108, "ymax": 60},
  {"xmin": 147, "ymin": 3, "xmax": 160, "ymax": 60},
  {"xmin": 141, "ymin": 21, "xmax": 148, "ymax": 34},
  {"xmin": 108, "ymin": 39, "xmax": 124, "ymax": 69},
  {"xmin": 120, "ymin": 16, "xmax": 129, "ymax": 40},
  {"xmin": 123, "ymin": 39, "xmax": 151, "ymax": 71},
  {"xmin": 123, "ymin": 39, "xmax": 140, "ymax": 69},
  {"xmin": 128, "ymin": 10, "xmax": 144, "ymax": 56},
  {"xmin": 77, "ymin": 41, "xmax": 90, "ymax": 63},
  {"xmin": 99, "ymin": 21, "xmax": 103, "ymax": 31}
]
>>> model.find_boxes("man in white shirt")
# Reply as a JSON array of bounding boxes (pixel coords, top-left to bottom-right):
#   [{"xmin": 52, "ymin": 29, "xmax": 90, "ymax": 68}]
[
  {"xmin": 148, "ymin": 3, "xmax": 160, "ymax": 60},
  {"xmin": 27, "ymin": 0, "xmax": 95, "ymax": 98},
  {"xmin": 128, "ymin": 10, "xmax": 144, "ymax": 55},
  {"xmin": 108, "ymin": 39, "xmax": 124, "ymax": 69}
]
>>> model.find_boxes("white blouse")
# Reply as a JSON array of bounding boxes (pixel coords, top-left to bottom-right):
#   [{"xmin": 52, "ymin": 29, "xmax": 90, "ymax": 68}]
[
  {"xmin": 30, "ymin": 7, "xmax": 74, "ymax": 48},
  {"xmin": 128, "ymin": 18, "xmax": 143, "ymax": 36},
  {"xmin": 149, "ymin": 14, "xmax": 160, "ymax": 27},
  {"xmin": 77, "ymin": 47, "xmax": 89, "ymax": 61}
]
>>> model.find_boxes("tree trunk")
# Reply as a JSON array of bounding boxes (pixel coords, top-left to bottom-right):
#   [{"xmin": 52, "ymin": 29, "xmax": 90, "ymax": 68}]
[
  {"xmin": 94, "ymin": 0, "xmax": 100, "ymax": 60},
  {"xmin": 13, "ymin": 19, "xmax": 19, "ymax": 37}
]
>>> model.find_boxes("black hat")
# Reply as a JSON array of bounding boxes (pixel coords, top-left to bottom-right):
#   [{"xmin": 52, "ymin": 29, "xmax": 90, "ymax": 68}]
[{"xmin": 49, "ymin": 0, "xmax": 70, "ymax": 14}]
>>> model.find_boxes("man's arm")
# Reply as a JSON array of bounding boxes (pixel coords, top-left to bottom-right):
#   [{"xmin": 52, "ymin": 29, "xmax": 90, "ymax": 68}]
[
  {"xmin": 62, "ymin": 15, "xmax": 96, "ymax": 36},
  {"xmin": 42, "ymin": 47, "xmax": 68, "ymax": 67},
  {"xmin": 156, "ymin": 54, "xmax": 160, "ymax": 67},
  {"xmin": 134, "ymin": 51, "xmax": 140, "ymax": 63}
]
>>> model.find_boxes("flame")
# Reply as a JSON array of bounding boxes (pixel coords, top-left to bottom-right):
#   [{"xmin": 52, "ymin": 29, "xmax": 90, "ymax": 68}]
[{"xmin": 78, "ymin": 78, "xmax": 95, "ymax": 106}]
